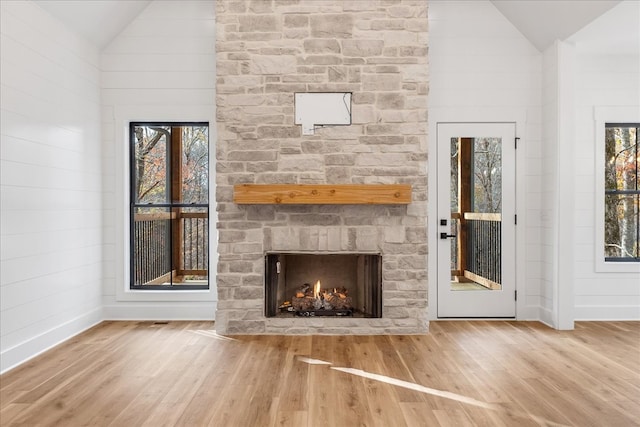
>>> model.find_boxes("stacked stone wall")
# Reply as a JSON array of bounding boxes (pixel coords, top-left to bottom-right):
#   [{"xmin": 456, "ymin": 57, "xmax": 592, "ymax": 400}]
[{"xmin": 216, "ymin": 0, "xmax": 428, "ymax": 334}]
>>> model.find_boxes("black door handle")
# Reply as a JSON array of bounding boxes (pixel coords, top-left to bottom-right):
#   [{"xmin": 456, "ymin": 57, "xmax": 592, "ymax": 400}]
[{"xmin": 440, "ymin": 232, "xmax": 456, "ymax": 239}]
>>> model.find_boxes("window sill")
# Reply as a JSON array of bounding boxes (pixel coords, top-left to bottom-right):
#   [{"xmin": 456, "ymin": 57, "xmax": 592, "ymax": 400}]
[
  {"xmin": 595, "ymin": 260, "xmax": 640, "ymax": 273},
  {"xmin": 116, "ymin": 287, "xmax": 217, "ymax": 302}
]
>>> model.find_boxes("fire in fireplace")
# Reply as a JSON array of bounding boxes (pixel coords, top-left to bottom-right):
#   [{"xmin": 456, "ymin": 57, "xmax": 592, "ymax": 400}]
[
  {"xmin": 265, "ymin": 253, "xmax": 382, "ymax": 318},
  {"xmin": 288, "ymin": 280, "xmax": 354, "ymax": 316}
]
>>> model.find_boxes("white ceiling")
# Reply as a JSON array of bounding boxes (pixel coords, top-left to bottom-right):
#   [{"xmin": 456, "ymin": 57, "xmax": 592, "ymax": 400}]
[
  {"xmin": 490, "ymin": 0, "xmax": 622, "ymax": 51},
  {"xmin": 566, "ymin": 0, "xmax": 640, "ymax": 55},
  {"xmin": 34, "ymin": 0, "xmax": 636, "ymax": 54},
  {"xmin": 34, "ymin": 0, "xmax": 151, "ymax": 49}
]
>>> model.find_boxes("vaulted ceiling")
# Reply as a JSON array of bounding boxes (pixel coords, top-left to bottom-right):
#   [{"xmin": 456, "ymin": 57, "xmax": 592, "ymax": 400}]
[
  {"xmin": 490, "ymin": 0, "xmax": 621, "ymax": 51},
  {"xmin": 34, "ymin": 0, "xmax": 151, "ymax": 48},
  {"xmin": 34, "ymin": 0, "xmax": 634, "ymax": 54}
]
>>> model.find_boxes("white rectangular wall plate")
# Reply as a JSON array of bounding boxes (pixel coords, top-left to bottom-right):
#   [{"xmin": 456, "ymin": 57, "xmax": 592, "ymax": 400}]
[{"xmin": 295, "ymin": 92, "xmax": 352, "ymax": 135}]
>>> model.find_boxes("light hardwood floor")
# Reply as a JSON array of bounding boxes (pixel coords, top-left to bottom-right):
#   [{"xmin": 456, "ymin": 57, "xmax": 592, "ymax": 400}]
[{"xmin": 1, "ymin": 321, "xmax": 639, "ymax": 426}]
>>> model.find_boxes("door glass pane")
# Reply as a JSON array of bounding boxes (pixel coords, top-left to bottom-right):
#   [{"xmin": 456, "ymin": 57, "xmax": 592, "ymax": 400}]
[
  {"xmin": 450, "ymin": 138, "xmax": 459, "ymax": 280},
  {"xmin": 473, "ymin": 138, "xmax": 502, "ymax": 213},
  {"xmin": 450, "ymin": 137, "xmax": 503, "ymax": 291}
]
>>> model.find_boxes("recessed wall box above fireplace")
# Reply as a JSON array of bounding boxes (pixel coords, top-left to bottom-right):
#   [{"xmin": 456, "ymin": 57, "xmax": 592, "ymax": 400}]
[{"xmin": 294, "ymin": 92, "xmax": 352, "ymax": 135}]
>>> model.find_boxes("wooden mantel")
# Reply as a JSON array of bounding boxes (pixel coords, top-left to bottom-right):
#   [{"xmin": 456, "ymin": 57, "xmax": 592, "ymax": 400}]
[{"xmin": 233, "ymin": 184, "xmax": 412, "ymax": 205}]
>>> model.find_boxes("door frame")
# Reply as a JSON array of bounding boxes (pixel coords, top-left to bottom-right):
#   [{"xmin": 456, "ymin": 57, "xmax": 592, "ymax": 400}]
[{"xmin": 427, "ymin": 108, "xmax": 529, "ymax": 320}]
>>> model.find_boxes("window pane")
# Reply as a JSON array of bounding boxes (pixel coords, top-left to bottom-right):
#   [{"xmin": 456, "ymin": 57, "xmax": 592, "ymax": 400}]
[
  {"xmin": 605, "ymin": 126, "xmax": 638, "ymax": 191},
  {"xmin": 177, "ymin": 206, "xmax": 209, "ymax": 281},
  {"xmin": 604, "ymin": 194, "xmax": 639, "ymax": 259},
  {"xmin": 132, "ymin": 206, "xmax": 172, "ymax": 285},
  {"xmin": 181, "ymin": 126, "xmax": 209, "ymax": 204},
  {"xmin": 133, "ymin": 126, "xmax": 169, "ymax": 204}
]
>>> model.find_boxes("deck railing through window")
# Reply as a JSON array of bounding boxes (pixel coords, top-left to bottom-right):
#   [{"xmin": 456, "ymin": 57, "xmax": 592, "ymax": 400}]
[
  {"xmin": 465, "ymin": 213, "xmax": 501, "ymax": 288},
  {"xmin": 451, "ymin": 212, "xmax": 502, "ymax": 289},
  {"xmin": 181, "ymin": 212, "xmax": 209, "ymax": 273},
  {"xmin": 133, "ymin": 214, "xmax": 171, "ymax": 285},
  {"xmin": 133, "ymin": 211, "xmax": 208, "ymax": 286}
]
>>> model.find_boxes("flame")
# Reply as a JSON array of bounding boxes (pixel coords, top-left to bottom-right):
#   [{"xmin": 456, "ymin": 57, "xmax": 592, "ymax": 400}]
[{"xmin": 314, "ymin": 280, "xmax": 321, "ymax": 299}]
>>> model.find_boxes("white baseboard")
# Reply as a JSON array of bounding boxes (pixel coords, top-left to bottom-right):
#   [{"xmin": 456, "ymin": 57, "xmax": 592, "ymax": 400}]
[
  {"xmin": 103, "ymin": 302, "xmax": 217, "ymax": 321},
  {"xmin": 517, "ymin": 305, "xmax": 541, "ymax": 321},
  {"xmin": 1, "ymin": 307, "xmax": 103, "ymax": 374},
  {"xmin": 574, "ymin": 305, "xmax": 640, "ymax": 321},
  {"xmin": 539, "ymin": 306, "xmax": 554, "ymax": 328},
  {"xmin": 1, "ymin": 303, "xmax": 217, "ymax": 374}
]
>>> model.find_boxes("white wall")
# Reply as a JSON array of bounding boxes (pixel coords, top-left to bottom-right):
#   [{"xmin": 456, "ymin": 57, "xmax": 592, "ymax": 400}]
[
  {"xmin": 100, "ymin": 0, "xmax": 217, "ymax": 319},
  {"xmin": 572, "ymin": 50, "xmax": 640, "ymax": 319},
  {"xmin": 539, "ymin": 43, "xmax": 560, "ymax": 325},
  {"xmin": 428, "ymin": 0, "xmax": 543, "ymax": 320},
  {"xmin": 540, "ymin": 41, "xmax": 577, "ymax": 328},
  {"xmin": 0, "ymin": 1, "xmax": 103, "ymax": 372}
]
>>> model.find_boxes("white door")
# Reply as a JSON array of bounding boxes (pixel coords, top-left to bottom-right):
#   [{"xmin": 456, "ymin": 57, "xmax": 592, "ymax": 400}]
[{"xmin": 437, "ymin": 123, "xmax": 516, "ymax": 317}]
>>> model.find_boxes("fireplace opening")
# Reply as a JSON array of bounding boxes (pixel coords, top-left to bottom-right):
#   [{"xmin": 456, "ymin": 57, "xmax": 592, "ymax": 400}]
[{"xmin": 265, "ymin": 253, "xmax": 382, "ymax": 318}]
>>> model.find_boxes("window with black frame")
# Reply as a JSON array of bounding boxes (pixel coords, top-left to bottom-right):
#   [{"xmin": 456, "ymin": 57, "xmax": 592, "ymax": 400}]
[
  {"xmin": 604, "ymin": 123, "xmax": 639, "ymax": 262},
  {"xmin": 130, "ymin": 123, "xmax": 209, "ymax": 289}
]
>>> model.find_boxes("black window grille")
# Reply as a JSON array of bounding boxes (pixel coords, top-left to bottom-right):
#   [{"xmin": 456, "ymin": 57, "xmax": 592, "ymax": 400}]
[
  {"xmin": 130, "ymin": 123, "xmax": 209, "ymax": 289},
  {"xmin": 604, "ymin": 123, "xmax": 639, "ymax": 262}
]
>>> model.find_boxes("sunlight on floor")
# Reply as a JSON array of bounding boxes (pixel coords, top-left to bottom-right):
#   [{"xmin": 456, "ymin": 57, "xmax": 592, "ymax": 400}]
[
  {"xmin": 298, "ymin": 355, "xmax": 569, "ymax": 427},
  {"xmin": 190, "ymin": 329, "xmax": 238, "ymax": 341}
]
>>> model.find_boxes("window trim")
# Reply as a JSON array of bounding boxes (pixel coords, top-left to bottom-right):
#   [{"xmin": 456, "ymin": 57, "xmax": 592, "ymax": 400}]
[
  {"xmin": 594, "ymin": 107, "xmax": 640, "ymax": 273},
  {"xmin": 114, "ymin": 106, "xmax": 217, "ymax": 302}
]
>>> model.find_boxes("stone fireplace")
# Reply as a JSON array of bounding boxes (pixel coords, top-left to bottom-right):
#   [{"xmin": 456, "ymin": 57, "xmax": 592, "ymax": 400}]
[
  {"xmin": 215, "ymin": 0, "xmax": 428, "ymax": 334},
  {"xmin": 265, "ymin": 252, "xmax": 382, "ymax": 318}
]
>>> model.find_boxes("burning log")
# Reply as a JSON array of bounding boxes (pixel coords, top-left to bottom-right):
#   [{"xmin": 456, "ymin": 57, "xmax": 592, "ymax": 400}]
[
  {"xmin": 334, "ymin": 287, "xmax": 349, "ymax": 299},
  {"xmin": 292, "ymin": 283, "xmax": 315, "ymax": 311},
  {"xmin": 291, "ymin": 296, "xmax": 315, "ymax": 311},
  {"xmin": 295, "ymin": 283, "xmax": 312, "ymax": 298},
  {"xmin": 291, "ymin": 282, "xmax": 353, "ymax": 312},
  {"xmin": 323, "ymin": 292, "xmax": 352, "ymax": 310}
]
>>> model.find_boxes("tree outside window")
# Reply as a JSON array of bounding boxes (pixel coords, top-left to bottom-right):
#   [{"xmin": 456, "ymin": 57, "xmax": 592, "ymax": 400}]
[{"xmin": 604, "ymin": 124, "xmax": 639, "ymax": 262}]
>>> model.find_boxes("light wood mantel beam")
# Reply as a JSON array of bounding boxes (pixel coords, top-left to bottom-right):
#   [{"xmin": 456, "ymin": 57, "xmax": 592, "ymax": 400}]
[{"xmin": 233, "ymin": 184, "xmax": 412, "ymax": 205}]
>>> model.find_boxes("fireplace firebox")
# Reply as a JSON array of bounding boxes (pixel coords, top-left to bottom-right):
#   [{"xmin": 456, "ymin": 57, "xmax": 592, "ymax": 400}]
[{"xmin": 265, "ymin": 253, "xmax": 382, "ymax": 318}]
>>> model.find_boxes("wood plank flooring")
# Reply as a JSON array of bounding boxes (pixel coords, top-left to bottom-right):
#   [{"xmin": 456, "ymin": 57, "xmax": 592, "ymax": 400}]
[{"xmin": 1, "ymin": 321, "xmax": 639, "ymax": 426}]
